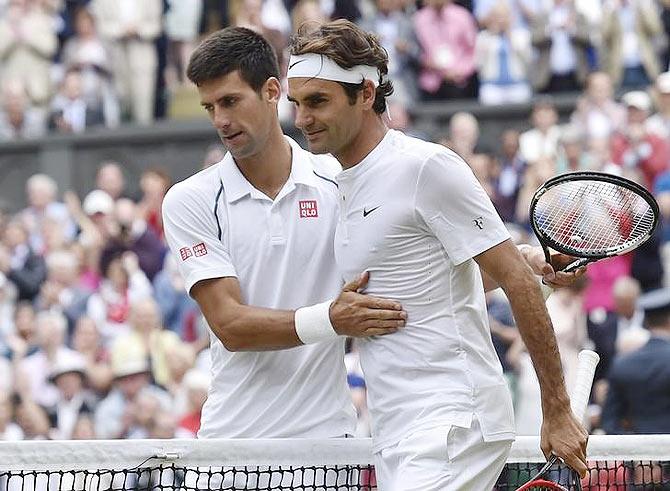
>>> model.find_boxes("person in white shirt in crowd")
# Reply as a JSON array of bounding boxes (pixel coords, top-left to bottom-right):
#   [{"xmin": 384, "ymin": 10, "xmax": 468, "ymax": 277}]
[
  {"xmin": 612, "ymin": 276, "xmax": 650, "ymax": 354},
  {"xmin": 89, "ymin": 0, "xmax": 162, "ymax": 124},
  {"xmin": 45, "ymin": 351, "xmax": 97, "ymax": 440},
  {"xmin": 439, "ymin": 111, "xmax": 480, "ymax": 164},
  {"xmin": 20, "ymin": 174, "xmax": 76, "ymax": 255},
  {"xmin": 646, "ymin": 71, "xmax": 670, "ymax": 139},
  {"xmin": 287, "ymin": 19, "xmax": 588, "ymax": 490},
  {"xmin": 475, "ymin": 0, "xmax": 532, "ymax": 106},
  {"xmin": 519, "ymin": 97, "xmax": 561, "ymax": 166},
  {"xmin": 48, "ymin": 70, "xmax": 104, "ymax": 134},
  {"xmin": 0, "ymin": 79, "xmax": 46, "ymax": 140},
  {"xmin": 0, "ymin": 392, "xmax": 23, "ymax": 441},
  {"xmin": 15, "ymin": 311, "xmax": 79, "ymax": 408},
  {"xmin": 571, "ymin": 71, "xmax": 626, "ymax": 140},
  {"xmin": 95, "ymin": 162, "xmax": 127, "ymax": 201}
]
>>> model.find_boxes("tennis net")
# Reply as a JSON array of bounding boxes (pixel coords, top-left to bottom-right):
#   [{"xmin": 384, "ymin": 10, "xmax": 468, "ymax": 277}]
[{"xmin": 0, "ymin": 435, "xmax": 668, "ymax": 490}]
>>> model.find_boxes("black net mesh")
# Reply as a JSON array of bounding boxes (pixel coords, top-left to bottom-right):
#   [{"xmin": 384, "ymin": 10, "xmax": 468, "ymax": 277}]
[{"xmin": 1, "ymin": 460, "xmax": 669, "ymax": 490}]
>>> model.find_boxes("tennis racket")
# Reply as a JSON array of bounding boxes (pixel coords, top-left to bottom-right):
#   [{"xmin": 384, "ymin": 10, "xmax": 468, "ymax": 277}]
[
  {"xmin": 513, "ymin": 350, "xmax": 600, "ymax": 491},
  {"xmin": 530, "ymin": 171, "xmax": 659, "ymax": 273}
]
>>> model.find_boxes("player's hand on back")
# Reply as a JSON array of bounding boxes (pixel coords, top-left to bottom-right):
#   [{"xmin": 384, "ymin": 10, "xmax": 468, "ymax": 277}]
[{"xmin": 329, "ymin": 271, "xmax": 406, "ymax": 337}]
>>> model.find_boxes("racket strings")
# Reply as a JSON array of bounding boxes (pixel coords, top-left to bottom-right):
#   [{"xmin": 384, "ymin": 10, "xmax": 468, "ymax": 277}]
[{"xmin": 534, "ymin": 181, "xmax": 655, "ymax": 255}]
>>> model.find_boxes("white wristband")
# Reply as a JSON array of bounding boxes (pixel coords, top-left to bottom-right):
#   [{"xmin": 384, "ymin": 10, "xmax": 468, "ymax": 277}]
[
  {"xmin": 295, "ymin": 300, "xmax": 338, "ymax": 344},
  {"xmin": 539, "ymin": 279, "xmax": 554, "ymax": 301}
]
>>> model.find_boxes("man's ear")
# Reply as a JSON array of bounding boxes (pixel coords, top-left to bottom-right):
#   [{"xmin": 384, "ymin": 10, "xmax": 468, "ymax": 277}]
[
  {"xmin": 265, "ymin": 77, "xmax": 282, "ymax": 103},
  {"xmin": 360, "ymin": 79, "xmax": 377, "ymax": 110}
]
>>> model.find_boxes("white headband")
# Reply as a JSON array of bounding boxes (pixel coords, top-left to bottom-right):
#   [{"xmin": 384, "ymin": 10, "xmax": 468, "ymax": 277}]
[{"xmin": 287, "ymin": 53, "xmax": 379, "ymax": 87}]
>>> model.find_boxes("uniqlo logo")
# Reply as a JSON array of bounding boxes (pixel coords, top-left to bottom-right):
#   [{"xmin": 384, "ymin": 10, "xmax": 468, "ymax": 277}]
[
  {"xmin": 193, "ymin": 242, "xmax": 208, "ymax": 257},
  {"xmin": 179, "ymin": 247, "xmax": 193, "ymax": 261},
  {"xmin": 299, "ymin": 200, "xmax": 318, "ymax": 218}
]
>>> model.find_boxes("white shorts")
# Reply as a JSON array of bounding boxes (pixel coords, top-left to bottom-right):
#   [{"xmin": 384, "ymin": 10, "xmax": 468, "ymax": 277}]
[{"xmin": 374, "ymin": 416, "xmax": 513, "ymax": 491}]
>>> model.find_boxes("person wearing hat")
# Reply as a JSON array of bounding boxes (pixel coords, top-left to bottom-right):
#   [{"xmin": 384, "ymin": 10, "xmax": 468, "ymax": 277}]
[
  {"xmin": 646, "ymin": 72, "xmax": 670, "ymax": 139},
  {"xmin": 601, "ymin": 287, "xmax": 670, "ymax": 434},
  {"xmin": 611, "ymin": 90, "xmax": 670, "ymax": 190},
  {"xmin": 93, "ymin": 351, "xmax": 171, "ymax": 439},
  {"xmin": 44, "ymin": 351, "xmax": 96, "ymax": 439}
]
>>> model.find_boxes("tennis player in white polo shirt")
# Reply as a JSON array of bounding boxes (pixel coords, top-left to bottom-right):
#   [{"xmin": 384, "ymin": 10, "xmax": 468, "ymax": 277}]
[
  {"xmin": 287, "ymin": 20, "xmax": 589, "ymax": 490},
  {"xmin": 162, "ymin": 27, "xmax": 408, "ymax": 446}
]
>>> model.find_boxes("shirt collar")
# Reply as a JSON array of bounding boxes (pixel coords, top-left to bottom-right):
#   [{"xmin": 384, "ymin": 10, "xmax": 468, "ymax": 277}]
[{"xmin": 217, "ymin": 136, "xmax": 317, "ymax": 203}]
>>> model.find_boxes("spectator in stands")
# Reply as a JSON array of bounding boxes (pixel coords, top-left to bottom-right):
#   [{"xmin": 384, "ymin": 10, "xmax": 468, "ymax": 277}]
[
  {"xmin": 94, "ymin": 354, "xmax": 171, "ymax": 439},
  {"xmin": 14, "ymin": 398, "xmax": 51, "ymax": 440},
  {"xmin": 71, "ymin": 413, "xmax": 96, "ymax": 439},
  {"xmin": 20, "ymin": 173, "xmax": 76, "ymax": 255},
  {"xmin": 571, "ymin": 72, "xmax": 626, "ymax": 141},
  {"xmin": 584, "ymin": 255, "xmax": 632, "ymax": 382},
  {"xmin": 61, "ymin": 6, "xmax": 119, "ymax": 128},
  {"xmin": 95, "ymin": 162, "xmax": 127, "ymax": 201},
  {"xmin": 90, "ymin": 0, "xmax": 163, "ymax": 124},
  {"xmin": 602, "ymin": 287, "xmax": 670, "ymax": 434},
  {"xmin": 48, "ymin": 70, "xmax": 105, "ymax": 134},
  {"xmin": 0, "ymin": 393, "xmax": 22, "ymax": 440},
  {"xmin": 360, "ymin": 0, "xmax": 420, "ymax": 104},
  {"xmin": 440, "ymin": 111, "xmax": 480, "ymax": 162},
  {"xmin": 414, "ymin": 0, "xmax": 478, "ymax": 100},
  {"xmin": 290, "ymin": 0, "xmax": 327, "ymax": 33},
  {"xmin": 86, "ymin": 251, "xmax": 153, "ymax": 346},
  {"xmin": 0, "ymin": 0, "xmax": 58, "ymax": 107},
  {"xmin": 164, "ymin": 0, "xmax": 203, "ymax": 87},
  {"xmin": 492, "ymin": 129, "xmax": 526, "ymax": 223},
  {"xmin": 515, "ymin": 155, "xmax": 556, "ymax": 226},
  {"xmin": 45, "ymin": 351, "xmax": 96, "ymax": 440},
  {"xmin": 600, "ymin": 0, "xmax": 662, "ymax": 89},
  {"xmin": 137, "ymin": 167, "xmax": 171, "ymax": 239},
  {"xmin": 646, "ymin": 72, "xmax": 670, "ymax": 139},
  {"xmin": 71, "ymin": 316, "xmax": 113, "ymax": 395},
  {"xmin": 475, "ymin": 1, "xmax": 532, "ymax": 106},
  {"xmin": 36, "ymin": 250, "xmax": 91, "ymax": 331},
  {"xmin": 0, "ymin": 219, "xmax": 46, "ymax": 302},
  {"xmin": 555, "ymin": 125, "xmax": 596, "ymax": 173},
  {"xmin": 474, "ymin": 0, "xmax": 539, "ymax": 30},
  {"xmin": 611, "ymin": 91, "xmax": 670, "ymax": 190},
  {"xmin": 519, "ymin": 97, "xmax": 560, "ymax": 165},
  {"xmin": 0, "ymin": 79, "xmax": 46, "ymax": 140},
  {"xmin": 15, "ymin": 311, "xmax": 78, "ymax": 407},
  {"xmin": 177, "ymin": 368, "xmax": 209, "ymax": 437},
  {"xmin": 164, "ymin": 343, "xmax": 196, "ymax": 416},
  {"xmin": 100, "ymin": 198, "xmax": 166, "ymax": 281},
  {"xmin": 152, "ymin": 254, "xmax": 200, "ymax": 339},
  {"xmin": 2, "ymin": 302, "xmax": 39, "ymax": 361},
  {"xmin": 611, "ymin": 276, "xmax": 649, "ymax": 354},
  {"xmin": 530, "ymin": 0, "xmax": 591, "ymax": 93},
  {"xmin": 110, "ymin": 297, "xmax": 181, "ymax": 388}
]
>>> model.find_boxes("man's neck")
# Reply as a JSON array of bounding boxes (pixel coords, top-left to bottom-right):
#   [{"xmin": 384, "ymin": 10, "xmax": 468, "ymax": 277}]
[
  {"xmin": 235, "ymin": 128, "xmax": 292, "ymax": 200},
  {"xmin": 336, "ymin": 116, "xmax": 388, "ymax": 170}
]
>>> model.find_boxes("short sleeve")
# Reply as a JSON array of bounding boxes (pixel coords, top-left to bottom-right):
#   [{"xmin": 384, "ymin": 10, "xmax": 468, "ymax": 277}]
[
  {"xmin": 162, "ymin": 180, "xmax": 237, "ymax": 294},
  {"xmin": 415, "ymin": 151, "xmax": 510, "ymax": 265}
]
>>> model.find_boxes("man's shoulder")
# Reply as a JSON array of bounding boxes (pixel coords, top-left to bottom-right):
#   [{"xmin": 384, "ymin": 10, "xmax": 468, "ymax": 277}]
[{"xmin": 163, "ymin": 164, "xmax": 222, "ymax": 212}]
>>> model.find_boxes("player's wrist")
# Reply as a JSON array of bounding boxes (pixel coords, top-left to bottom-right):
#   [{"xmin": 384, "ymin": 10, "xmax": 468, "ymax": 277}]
[{"xmin": 294, "ymin": 300, "xmax": 338, "ymax": 344}]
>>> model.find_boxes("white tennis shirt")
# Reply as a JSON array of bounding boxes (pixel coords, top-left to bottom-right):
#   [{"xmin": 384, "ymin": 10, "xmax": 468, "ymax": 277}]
[
  {"xmin": 334, "ymin": 130, "xmax": 516, "ymax": 452},
  {"xmin": 162, "ymin": 136, "xmax": 356, "ymax": 438}
]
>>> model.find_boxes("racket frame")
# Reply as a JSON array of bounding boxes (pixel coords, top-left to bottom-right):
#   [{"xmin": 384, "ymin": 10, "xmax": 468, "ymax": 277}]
[{"xmin": 529, "ymin": 171, "xmax": 659, "ymax": 271}]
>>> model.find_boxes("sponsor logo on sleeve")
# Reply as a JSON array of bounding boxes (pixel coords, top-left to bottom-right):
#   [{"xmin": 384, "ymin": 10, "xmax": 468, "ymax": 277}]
[
  {"xmin": 193, "ymin": 242, "xmax": 208, "ymax": 257},
  {"xmin": 299, "ymin": 200, "xmax": 318, "ymax": 218},
  {"xmin": 179, "ymin": 247, "xmax": 193, "ymax": 261}
]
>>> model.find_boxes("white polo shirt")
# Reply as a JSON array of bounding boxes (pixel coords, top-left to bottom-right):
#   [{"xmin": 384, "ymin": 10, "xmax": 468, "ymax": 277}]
[
  {"xmin": 162, "ymin": 136, "xmax": 356, "ymax": 439},
  {"xmin": 334, "ymin": 130, "xmax": 515, "ymax": 452}
]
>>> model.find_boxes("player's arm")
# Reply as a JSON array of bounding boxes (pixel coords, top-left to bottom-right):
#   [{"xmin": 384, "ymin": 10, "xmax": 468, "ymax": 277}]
[
  {"xmin": 162, "ymin": 180, "xmax": 405, "ymax": 353},
  {"xmin": 191, "ymin": 272, "xmax": 406, "ymax": 352},
  {"xmin": 475, "ymin": 239, "xmax": 588, "ymax": 476},
  {"xmin": 481, "ymin": 244, "xmax": 587, "ymax": 292}
]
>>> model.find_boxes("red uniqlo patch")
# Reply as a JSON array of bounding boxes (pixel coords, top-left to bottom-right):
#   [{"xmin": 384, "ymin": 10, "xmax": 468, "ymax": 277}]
[
  {"xmin": 193, "ymin": 242, "xmax": 208, "ymax": 257},
  {"xmin": 299, "ymin": 200, "xmax": 318, "ymax": 218},
  {"xmin": 179, "ymin": 247, "xmax": 193, "ymax": 261}
]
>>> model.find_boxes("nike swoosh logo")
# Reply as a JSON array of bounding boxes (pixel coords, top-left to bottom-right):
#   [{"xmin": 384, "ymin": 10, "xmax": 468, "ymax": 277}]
[
  {"xmin": 289, "ymin": 59, "xmax": 307, "ymax": 70},
  {"xmin": 363, "ymin": 206, "xmax": 380, "ymax": 217}
]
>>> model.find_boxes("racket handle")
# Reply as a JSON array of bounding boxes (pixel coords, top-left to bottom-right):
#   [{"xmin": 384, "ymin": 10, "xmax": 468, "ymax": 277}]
[{"xmin": 570, "ymin": 350, "xmax": 600, "ymax": 422}]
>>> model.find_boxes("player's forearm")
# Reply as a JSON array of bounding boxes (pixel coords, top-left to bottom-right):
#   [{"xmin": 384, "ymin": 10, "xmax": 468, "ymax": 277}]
[
  {"xmin": 206, "ymin": 303, "xmax": 303, "ymax": 351},
  {"xmin": 501, "ymin": 270, "xmax": 571, "ymax": 413}
]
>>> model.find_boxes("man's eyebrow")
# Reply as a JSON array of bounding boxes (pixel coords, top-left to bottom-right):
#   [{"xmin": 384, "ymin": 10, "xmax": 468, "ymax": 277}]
[{"xmin": 287, "ymin": 92, "xmax": 328, "ymax": 103}]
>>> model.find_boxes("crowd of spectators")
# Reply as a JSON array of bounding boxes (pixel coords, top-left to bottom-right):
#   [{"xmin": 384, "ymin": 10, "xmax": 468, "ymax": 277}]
[
  {"xmin": 4, "ymin": 0, "xmax": 670, "ymax": 138},
  {"xmin": 2, "ymin": 0, "xmax": 670, "ymax": 444}
]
